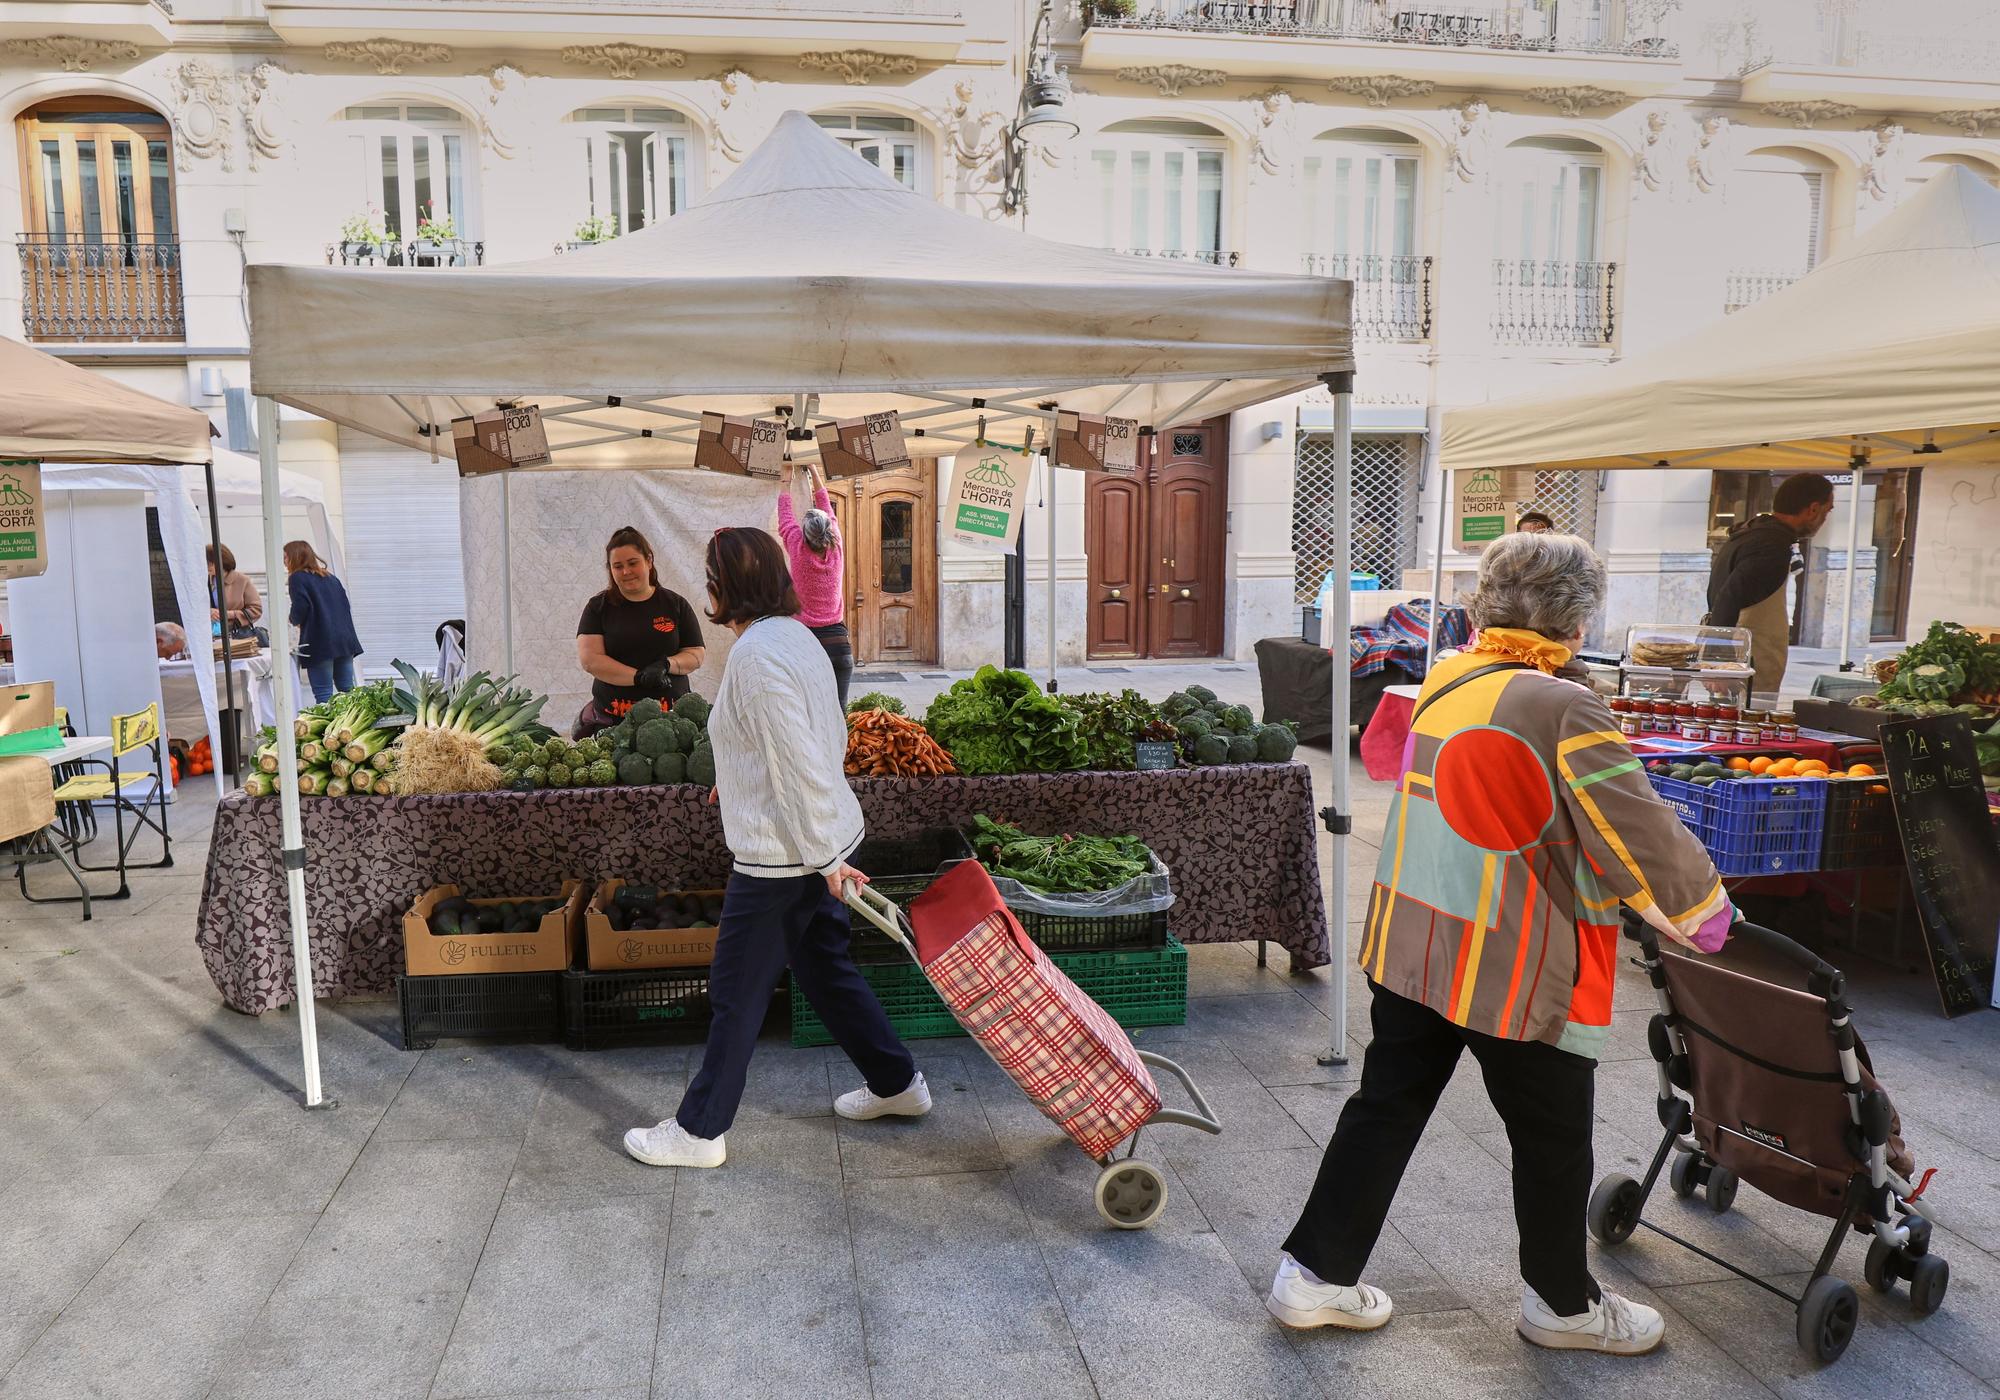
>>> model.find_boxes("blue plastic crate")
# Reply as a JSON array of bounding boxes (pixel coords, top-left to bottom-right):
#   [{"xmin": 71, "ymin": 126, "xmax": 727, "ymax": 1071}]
[
  {"xmin": 1647, "ymin": 772, "xmax": 1714, "ymax": 839},
  {"xmin": 1648, "ymin": 771, "xmax": 1826, "ymax": 876}
]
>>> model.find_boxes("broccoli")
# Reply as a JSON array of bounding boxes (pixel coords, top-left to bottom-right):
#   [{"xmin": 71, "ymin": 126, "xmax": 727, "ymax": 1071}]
[
  {"xmin": 686, "ymin": 743, "xmax": 716, "ymax": 787},
  {"xmin": 1176, "ymin": 713, "xmax": 1215, "ymax": 742},
  {"xmin": 628, "ymin": 698, "xmax": 665, "ymax": 727},
  {"xmin": 671, "ymin": 715, "xmax": 701, "ymax": 750},
  {"xmin": 521, "ymin": 764, "xmax": 547, "ymax": 790},
  {"xmin": 636, "ymin": 718, "xmax": 680, "ymax": 759},
  {"xmin": 546, "ymin": 762, "xmax": 573, "ymax": 787},
  {"xmin": 653, "ymin": 751, "xmax": 687, "ymax": 785},
  {"xmin": 672, "ymin": 692, "xmax": 711, "ymax": 726},
  {"xmin": 1193, "ymin": 733, "xmax": 1231, "ymax": 766},
  {"xmin": 616, "ymin": 754, "xmax": 654, "ymax": 786},
  {"xmin": 1226, "ymin": 733, "xmax": 1259, "ymax": 764},
  {"xmin": 588, "ymin": 759, "xmax": 618, "ymax": 787},
  {"xmin": 1220, "ymin": 704, "xmax": 1255, "ymax": 735},
  {"xmin": 1161, "ymin": 690, "xmax": 1196, "ymax": 719},
  {"xmin": 572, "ymin": 737, "xmax": 602, "ymax": 764},
  {"xmin": 1256, "ymin": 725, "xmax": 1298, "ymax": 763},
  {"xmin": 1186, "ymin": 684, "xmax": 1218, "ymax": 707}
]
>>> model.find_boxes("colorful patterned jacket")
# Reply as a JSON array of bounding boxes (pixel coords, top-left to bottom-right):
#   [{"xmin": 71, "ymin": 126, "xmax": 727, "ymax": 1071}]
[{"xmin": 1360, "ymin": 639, "xmax": 1731, "ymax": 1060}]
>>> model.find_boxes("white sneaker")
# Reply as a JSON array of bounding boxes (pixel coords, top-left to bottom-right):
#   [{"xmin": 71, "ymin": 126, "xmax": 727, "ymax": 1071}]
[
  {"xmin": 1518, "ymin": 1286, "xmax": 1665, "ymax": 1355},
  {"xmin": 622, "ymin": 1118, "xmax": 726, "ymax": 1169},
  {"xmin": 1265, "ymin": 1253, "xmax": 1394, "ymax": 1331},
  {"xmin": 834, "ymin": 1071, "xmax": 932, "ymax": 1121}
]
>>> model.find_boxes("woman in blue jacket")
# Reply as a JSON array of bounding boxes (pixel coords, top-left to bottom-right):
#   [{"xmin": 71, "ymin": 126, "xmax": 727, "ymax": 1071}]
[{"xmin": 284, "ymin": 540, "xmax": 364, "ymax": 702}]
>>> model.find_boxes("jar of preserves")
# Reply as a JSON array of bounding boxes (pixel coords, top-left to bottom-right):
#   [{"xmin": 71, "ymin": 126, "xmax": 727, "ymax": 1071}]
[
  {"xmin": 1776, "ymin": 711, "xmax": 1800, "ymax": 743},
  {"xmin": 1753, "ymin": 710, "xmax": 1779, "ymax": 745},
  {"xmin": 1679, "ymin": 702, "xmax": 1706, "ymax": 742},
  {"xmin": 1610, "ymin": 697, "xmax": 1637, "ymax": 737},
  {"xmin": 1711, "ymin": 703, "xmax": 1739, "ymax": 745},
  {"xmin": 1734, "ymin": 714, "xmax": 1758, "ymax": 746}
]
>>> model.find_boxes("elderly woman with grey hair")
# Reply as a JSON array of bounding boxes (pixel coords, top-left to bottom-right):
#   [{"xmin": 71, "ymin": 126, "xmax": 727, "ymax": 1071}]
[
  {"xmin": 777, "ymin": 460, "xmax": 852, "ymax": 707},
  {"xmin": 1267, "ymin": 532, "xmax": 1733, "ymax": 1357}
]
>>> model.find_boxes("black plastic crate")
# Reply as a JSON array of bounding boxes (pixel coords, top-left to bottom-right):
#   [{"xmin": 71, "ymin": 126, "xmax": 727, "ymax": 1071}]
[
  {"xmin": 1820, "ymin": 776, "xmax": 1902, "ymax": 870},
  {"xmin": 397, "ymin": 972, "xmax": 562, "ymax": 1050},
  {"xmin": 561, "ymin": 967, "xmax": 716, "ymax": 1050},
  {"xmin": 848, "ymin": 828, "xmax": 975, "ymax": 962}
]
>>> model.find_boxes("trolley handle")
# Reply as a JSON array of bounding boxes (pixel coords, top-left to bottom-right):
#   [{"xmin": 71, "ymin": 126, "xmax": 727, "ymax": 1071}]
[
  {"xmin": 1136, "ymin": 1049, "xmax": 1222, "ymax": 1136},
  {"xmin": 841, "ymin": 879, "xmax": 916, "ymax": 957},
  {"xmin": 1619, "ymin": 907, "xmax": 1845, "ymax": 1001}
]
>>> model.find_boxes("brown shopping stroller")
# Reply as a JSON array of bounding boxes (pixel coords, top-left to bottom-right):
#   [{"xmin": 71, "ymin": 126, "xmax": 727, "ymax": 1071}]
[{"xmin": 1586, "ymin": 911, "xmax": 1947, "ymax": 1363}]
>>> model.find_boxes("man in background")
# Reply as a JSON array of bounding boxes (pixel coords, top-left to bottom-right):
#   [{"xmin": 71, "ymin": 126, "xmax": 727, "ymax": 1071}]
[
  {"xmin": 1704, "ymin": 474, "xmax": 1835, "ymax": 697},
  {"xmin": 1515, "ymin": 511, "xmax": 1555, "ymax": 534}
]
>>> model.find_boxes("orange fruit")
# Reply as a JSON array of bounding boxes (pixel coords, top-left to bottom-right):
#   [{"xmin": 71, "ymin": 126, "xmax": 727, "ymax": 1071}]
[
  {"xmin": 1870, "ymin": 784, "xmax": 1889, "ymax": 794},
  {"xmin": 1798, "ymin": 760, "xmax": 1829, "ymax": 776},
  {"xmin": 1748, "ymin": 756, "xmax": 1774, "ymax": 775},
  {"xmin": 1846, "ymin": 762, "xmax": 1876, "ymax": 777},
  {"xmin": 1727, "ymin": 756, "xmax": 1753, "ymax": 771},
  {"xmin": 1769, "ymin": 759, "xmax": 1798, "ymax": 778}
]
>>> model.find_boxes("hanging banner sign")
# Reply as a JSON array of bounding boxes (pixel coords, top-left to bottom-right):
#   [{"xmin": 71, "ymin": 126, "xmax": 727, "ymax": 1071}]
[
  {"xmin": 945, "ymin": 445, "xmax": 1026, "ymax": 553},
  {"xmin": 1053, "ymin": 410, "xmax": 1140, "ymax": 476},
  {"xmin": 1454, "ymin": 467, "xmax": 1530, "ymax": 550},
  {"xmin": 815, "ymin": 411, "xmax": 911, "ymax": 478},
  {"xmin": 451, "ymin": 405, "xmax": 550, "ymax": 476},
  {"xmin": 694, "ymin": 413, "xmax": 785, "ymax": 476},
  {"xmin": 0, "ymin": 461, "xmax": 46, "ymax": 582}
]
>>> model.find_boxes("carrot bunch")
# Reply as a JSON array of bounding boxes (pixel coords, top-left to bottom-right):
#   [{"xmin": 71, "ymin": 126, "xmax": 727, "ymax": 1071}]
[{"xmin": 845, "ymin": 709, "xmax": 958, "ymax": 778}]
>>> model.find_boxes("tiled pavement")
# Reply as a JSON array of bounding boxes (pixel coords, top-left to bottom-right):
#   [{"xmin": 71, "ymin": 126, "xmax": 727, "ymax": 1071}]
[{"xmin": 4, "ymin": 662, "xmax": 1999, "ymax": 1399}]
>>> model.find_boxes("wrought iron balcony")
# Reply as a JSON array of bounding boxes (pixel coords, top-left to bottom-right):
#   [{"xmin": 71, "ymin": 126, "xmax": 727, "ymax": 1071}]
[
  {"xmin": 1491, "ymin": 258, "xmax": 1617, "ymax": 348},
  {"xmin": 1723, "ymin": 269, "xmax": 1800, "ymax": 315},
  {"xmin": 1303, "ymin": 253, "xmax": 1433, "ymax": 341},
  {"xmin": 325, "ymin": 239, "xmax": 485, "ymax": 268},
  {"xmin": 1087, "ymin": 1, "xmax": 1677, "ymax": 58},
  {"xmin": 1102, "ymin": 246, "xmax": 1242, "ymax": 266},
  {"xmin": 17, "ymin": 234, "xmax": 184, "ymax": 342}
]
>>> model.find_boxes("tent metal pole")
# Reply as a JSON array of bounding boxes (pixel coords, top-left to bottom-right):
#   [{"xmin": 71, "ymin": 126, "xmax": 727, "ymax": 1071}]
[
  {"xmin": 204, "ymin": 459, "xmax": 240, "ymax": 786},
  {"xmin": 1044, "ymin": 416, "xmax": 1059, "ymax": 692},
  {"xmin": 257, "ymin": 396, "xmax": 329, "ymax": 1110},
  {"xmin": 1427, "ymin": 468, "xmax": 1450, "ymax": 668},
  {"xmin": 1838, "ymin": 459, "xmax": 1864, "ymax": 672},
  {"xmin": 1318, "ymin": 373, "xmax": 1354, "ymax": 1067},
  {"xmin": 498, "ymin": 472, "xmax": 514, "ymax": 675}
]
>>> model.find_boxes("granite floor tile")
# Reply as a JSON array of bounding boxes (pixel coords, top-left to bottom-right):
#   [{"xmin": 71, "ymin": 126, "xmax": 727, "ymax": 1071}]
[
  {"xmin": 834, "ymin": 1054, "xmax": 1003, "ymax": 1178},
  {"xmin": 374, "ymin": 1048, "xmax": 558, "ymax": 1142},
  {"xmin": 149, "ymin": 1096, "xmax": 383, "ymax": 1220},
  {"xmin": 1284, "ymin": 1306, "xmax": 1553, "ymax": 1400},
  {"xmin": 652, "ymin": 1259, "xmax": 868, "ymax": 1400},
  {"xmin": 666, "ymin": 1112, "xmax": 849, "ymax": 1277}
]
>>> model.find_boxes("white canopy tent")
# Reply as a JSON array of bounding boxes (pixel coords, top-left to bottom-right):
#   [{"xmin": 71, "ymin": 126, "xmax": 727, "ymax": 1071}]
[
  {"xmin": 1441, "ymin": 165, "xmax": 2000, "ymax": 665},
  {"xmin": 247, "ymin": 112, "xmax": 1359, "ymax": 1106},
  {"xmin": 183, "ymin": 449, "xmax": 346, "ymax": 579}
]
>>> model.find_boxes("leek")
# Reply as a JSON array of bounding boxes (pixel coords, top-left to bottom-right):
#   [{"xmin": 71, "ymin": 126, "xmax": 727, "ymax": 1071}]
[
  {"xmin": 342, "ymin": 726, "xmax": 394, "ymax": 765},
  {"xmin": 350, "ymin": 767, "xmax": 375, "ymax": 793},
  {"xmin": 242, "ymin": 772, "xmax": 275, "ymax": 798},
  {"xmin": 370, "ymin": 748, "xmax": 397, "ymax": 773},
  {"xmin": 330, "ymin": 756, "xmax": 355, "ymax": 779},
  {"xmin": 326, "ymin": 776, "xmax": 350, "ymax": 798},
  {"xmin": 300, "ymin": 741, "xmax": 324, "ymax": 764},
  {"xmin": 297, "ymin": 768, "xmax": 329, "ymax": 796}
]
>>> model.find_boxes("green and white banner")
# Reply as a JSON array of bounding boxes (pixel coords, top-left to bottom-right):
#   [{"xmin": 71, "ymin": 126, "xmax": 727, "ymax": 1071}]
[
  {"xmin": 945, "ymin": 445, "xmax": 1026, "ymax": 553},
  {"xmin": 0, "ymin": 461, "xmax": 44, "ymax": 581}
]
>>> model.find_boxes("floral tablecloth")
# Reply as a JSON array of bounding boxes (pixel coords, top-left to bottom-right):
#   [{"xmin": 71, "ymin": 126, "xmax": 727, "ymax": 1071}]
[{"xmin": 196, "ymin": 764, "xmax": 1331, "ymax": 1013}]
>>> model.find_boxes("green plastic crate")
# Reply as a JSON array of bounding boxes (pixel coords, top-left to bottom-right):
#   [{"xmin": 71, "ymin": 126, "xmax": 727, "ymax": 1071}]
[{"xmin": 793, "ymin": 937, "xmax": 1187, "ymax": 1047}]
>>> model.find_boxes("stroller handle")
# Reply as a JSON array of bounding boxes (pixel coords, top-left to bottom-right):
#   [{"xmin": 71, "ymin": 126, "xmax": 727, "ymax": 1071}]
[{"xmin": 1619, "ymin": 907, "xmax": 1845, "ymax": 1001}]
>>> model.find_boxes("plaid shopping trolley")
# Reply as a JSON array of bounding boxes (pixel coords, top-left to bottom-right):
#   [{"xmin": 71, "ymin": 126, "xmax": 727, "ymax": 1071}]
[{"xmin": 846, "ymin": 859, "xmax": 1221, "ymax": 1228}]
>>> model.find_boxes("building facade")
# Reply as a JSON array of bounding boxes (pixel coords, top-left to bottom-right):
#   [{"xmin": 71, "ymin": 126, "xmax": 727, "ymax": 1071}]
[{"xmin": 4, "ymin": 0, "xmax": 1999, "ymax": 671}]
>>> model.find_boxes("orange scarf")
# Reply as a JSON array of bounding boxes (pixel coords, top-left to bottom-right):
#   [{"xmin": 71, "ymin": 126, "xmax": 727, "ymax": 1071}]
[{"xmin": 1468, "ymin": 627, "xmax": 1573, "ymax": 675}]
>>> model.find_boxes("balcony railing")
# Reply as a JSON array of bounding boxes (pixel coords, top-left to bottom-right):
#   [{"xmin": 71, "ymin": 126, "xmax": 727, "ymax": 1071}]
[
  {"xmin": 1303, "ymin": 253, "xmax": 1433, "ymax": 340},
  {"xmin": 1102, "ymin": 246, "xmax": 1242, "ymax": 266},
  {"xmin": 1723, "ymin": 269, "xmax": 1800, "ymax": 315},
  {"xmin": 325, "ymin": 239, "xmax": 485, "ymax": 268},
  {"xmin": 1491, "ymin": 258, "xmax": 1616, "ymax": 347},
  {"xmin": 1088, "ymin": 1, "xmax": 1677, "ymax": 58},
  {"xmin": 17, "ymin": 234, "xmax": 184, "ymax": 342}
]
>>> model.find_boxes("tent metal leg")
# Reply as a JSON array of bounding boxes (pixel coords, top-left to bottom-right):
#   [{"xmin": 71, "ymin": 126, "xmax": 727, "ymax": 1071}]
[
  {"xmin": 1838, "ymin": 461, "xmax": 1864, "ymax": 672},
  {"xmin": 204, "ymin": 459, "xmax": 240, "ymax": 786},
  {"xmin": 1318, "ymin": 374, "xmax": 1354, "ymax": 1066},
  {"xmin": 1045, "ymin": 412, "xmax": 1059, "ymax": 693},
  {"xmin": 257, "ymin": 396, "xmax": 331, "ymax": 1111},
  {"xmin": 1426, "ymin": 469, "xmax": 1450, "ymax": 669},
  {"xmin": 499, "ymin": 471, "xmax": 514, "ymax": 675}
]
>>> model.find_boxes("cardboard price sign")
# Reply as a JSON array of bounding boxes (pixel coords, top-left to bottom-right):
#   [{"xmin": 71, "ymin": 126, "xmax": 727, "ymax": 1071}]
[
  {"xmin": 451, "ymin": 406, "xmax": 550, "ymax": 476},
  {"xmin": 1053, "ymin": 411, "xmax": 1140, "ymax": 476},
  {"xmin": 814, "ymin": 412, "xmax": 910, "ymax": 478},
  {"xmin": 694, "ymin": 413, "xmax": 785, "ymax": 476},
  {"xmin": 0, "ymin": 461, "xmax": 46, "ymax": 582},
  {"xmin": 945, "ymin": 445, "xmax": 1026, "ymax": 553},
  {"xmin": 1454, "ymin": 467, "xmax": 1530, "ymax": 549}
]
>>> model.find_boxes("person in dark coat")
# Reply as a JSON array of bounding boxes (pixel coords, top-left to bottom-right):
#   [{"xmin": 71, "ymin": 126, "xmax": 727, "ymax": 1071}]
[
  {"xmin": 284, "ymin": 540, "xmax": 365, "ymax": 702},
  {"xmin": 1704, "ymin": 475, "xmax": 1834, "ymax": 697}
]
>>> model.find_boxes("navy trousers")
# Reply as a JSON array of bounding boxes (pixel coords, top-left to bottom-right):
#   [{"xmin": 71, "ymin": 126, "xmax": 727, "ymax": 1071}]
[{"xmin": 675, "ymin": 870, "xmax": 917, "ymax": 1140}]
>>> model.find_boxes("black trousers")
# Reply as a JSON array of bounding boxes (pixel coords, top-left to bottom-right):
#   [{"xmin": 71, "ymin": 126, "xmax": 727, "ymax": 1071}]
[
  {"xmin": 675, "ymin": 870, "xmax": 915, "ymax": 1140},
  {"xmin": 811, "ymin": 622, "xmax": 854, "ymax": 709},
  {"xmin": 1282, "ymin": 983, "xmax": 1601, "ymax": 1316}
]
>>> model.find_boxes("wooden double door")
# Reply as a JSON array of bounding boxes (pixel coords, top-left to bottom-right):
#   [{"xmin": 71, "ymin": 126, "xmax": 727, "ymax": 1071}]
[
  {"xmin": 1086, "ymin": 418, "xmax": 1228, "ymax": 659},
  {"xmin": 821, "ymin": 466, "xmax": 937, "ymax": 666}
]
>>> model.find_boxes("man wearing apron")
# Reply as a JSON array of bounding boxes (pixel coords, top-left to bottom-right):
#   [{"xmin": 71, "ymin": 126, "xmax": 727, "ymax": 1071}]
[{"xmin": 1704, "ymin": 474, "xmax": 1835, "ymax": 698}]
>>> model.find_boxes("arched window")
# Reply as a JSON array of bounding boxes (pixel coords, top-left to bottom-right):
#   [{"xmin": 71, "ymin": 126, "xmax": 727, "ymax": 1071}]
[
  {"xmin": 566, "ymin": 104, "xmax": 694, "ymax": 235},
  {"xmin": 340, "ymin": 103, "xmax": 474, "ymax": 253},
  {"xmin": 811, "ymin": 111, "xmax": 925, "ymax": 190},
  {"xmin": 1725, "ymin": 148, "xmax": 1832, "ymax": 312},
  {"xmin": 1090, "ymin": 119, "xmax": 1229, "ymax": 262},
  {"xmin": 1303, "ymin": 127, "xmax": 1428, "ymax": 338},
  {"xmin": 1493, "ymin": 137, "xmax": 1613, "ymax": 346},
  {"xmin": 1911, "ymin": 153, "xmax": 2000, "ymax": 192}
]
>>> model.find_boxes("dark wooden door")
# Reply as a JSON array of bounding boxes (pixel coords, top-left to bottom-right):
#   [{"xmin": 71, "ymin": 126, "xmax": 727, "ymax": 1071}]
[
  {"xmin": 849, "ymin": 466, "xmax": 937, "ymax": 665},
  {"xmin": 1084, "ymin": 417, "xmax": 1227, "ymax": 659}
]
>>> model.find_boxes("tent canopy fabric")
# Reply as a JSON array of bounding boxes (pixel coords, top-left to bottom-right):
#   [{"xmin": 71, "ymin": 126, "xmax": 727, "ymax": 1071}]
[
  {"xmin": 1441, "ymin": 166, "xmax": 2000, "ymax": 474},
  {"xmin": 0, "ymin": 335, "xmax": 213, "ymax": 465},
  {"xmin": 182, "ymin": 449, "xmax": 346, "ymax": 576},
  {"xmin": 247, "ymin": 111, "xmax": 1353, "ymax": 470}
]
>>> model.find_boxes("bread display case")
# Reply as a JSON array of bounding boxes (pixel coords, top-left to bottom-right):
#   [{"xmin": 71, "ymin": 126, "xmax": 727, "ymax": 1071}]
[{"xmin": 1620, "ymin": 624, "xmax": 1754, "ymax": 706}]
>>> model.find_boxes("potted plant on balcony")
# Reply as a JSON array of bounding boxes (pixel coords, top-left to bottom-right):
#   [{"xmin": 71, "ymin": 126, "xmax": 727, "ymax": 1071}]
[
  {"xmin": 567, "ymin": 213, "xmax": 618, "ymax": 252},
  {"xmin": 337, "ymin": 210, "xmax": 385, "ymax": 265},
  {"xmin": 1092, "ymin": 0, "xmax": 1137, "ymax": 17},
  {"xmin": 412, "ymin": 203, "xmax": 464, "ymax": 266}
]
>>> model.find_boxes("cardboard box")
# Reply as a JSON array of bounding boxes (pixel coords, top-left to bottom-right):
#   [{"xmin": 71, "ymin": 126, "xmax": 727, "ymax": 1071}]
[
  {"xmin": 694, "ymin": 413, "xmax": 785, "ymax": 476},
  {"xmin": 403, "ymin": 881, "xmax": 582, "ymax": 976},
  {"xmin": 814, "ymin": 412, "xmax": 910, "ymax": 477},
  {"xmin": 1052, "ymin": 411, "xmax": 1139, "ymax": 476},
  {"xmin": 450, "ymin": 405, "xmax": 550, "ymax": 475},
  {"xmin": 584, "ymin": 879, "xmax": 721, "ymax": 971}
]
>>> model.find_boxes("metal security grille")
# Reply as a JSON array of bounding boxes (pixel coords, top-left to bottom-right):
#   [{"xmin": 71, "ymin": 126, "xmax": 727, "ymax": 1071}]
[
  {"xmin": 1293, "ymin": 433, "xmax": 1415, "ymax": 602},
  {"xmin": 1522, "ymin": 470, "xmax": 1599, "ymax": 541}
]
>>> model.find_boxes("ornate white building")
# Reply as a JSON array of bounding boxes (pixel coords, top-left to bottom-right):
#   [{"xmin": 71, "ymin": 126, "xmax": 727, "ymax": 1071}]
[{"xmin": 3, "ymin": 0, "xmax": 1998, "ymax": 668}]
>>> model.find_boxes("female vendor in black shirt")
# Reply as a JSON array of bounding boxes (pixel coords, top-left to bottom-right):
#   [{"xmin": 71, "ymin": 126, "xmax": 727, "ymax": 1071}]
[{"xmin": 574, "ymin": 525, "xmax": 706, "ymax": 736}]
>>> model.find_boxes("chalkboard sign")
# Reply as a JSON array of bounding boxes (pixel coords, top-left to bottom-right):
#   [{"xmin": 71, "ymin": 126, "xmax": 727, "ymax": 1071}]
[
  {"xmin": 1134, "ymin": 742, "xmax": 1179, "ymax": 771},
  {"xmin": 1881, "ymin": 715, "xmax": 2000, "ymax": 1018}
]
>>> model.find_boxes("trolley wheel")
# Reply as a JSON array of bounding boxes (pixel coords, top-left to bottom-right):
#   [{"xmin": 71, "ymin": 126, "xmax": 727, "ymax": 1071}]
[
  {"xmin": 1864, "ymin": 1238, "xmax": 1897, "ymax": 1293},
  {"xmin": 1705, "ymin": 1165, "xmax": 1739, "ymax": 1215},
  {"xmin": 1095, "ymin": 1160, "xmax": 1168, "ymax": 1230},
  {"xmin": 1796, "ymin": 1276, "xmax": 1859, "ymax": 1363},
  {"xmin": 1669, "ymin": 1151, "xmax": 1700, "ymax": 1200},
  {"xmin": 1586, "ymin": 1172, "xmax": 1643, "ymax": 1247},
  {"xmin": 1909, "ymin": 1254, "xmax": 1949, "ymax": 1317}
]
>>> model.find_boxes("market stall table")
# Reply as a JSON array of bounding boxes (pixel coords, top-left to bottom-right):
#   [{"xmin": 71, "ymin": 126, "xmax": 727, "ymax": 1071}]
[{"xmin": 196, "ymin": 763, "xmax": 1332, "ymax": 1015}]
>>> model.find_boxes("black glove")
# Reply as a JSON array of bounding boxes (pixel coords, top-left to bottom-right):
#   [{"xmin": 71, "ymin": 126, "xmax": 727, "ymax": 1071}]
[{"xmin": 633, "ymin": 660, "xmax": 673, "ymax": 698}]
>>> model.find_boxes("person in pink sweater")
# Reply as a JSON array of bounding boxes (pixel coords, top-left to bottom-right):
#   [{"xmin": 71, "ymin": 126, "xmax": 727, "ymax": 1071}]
[{"xmin": 778, "ymin": 460, "xmax": 852, "ymax": 706}]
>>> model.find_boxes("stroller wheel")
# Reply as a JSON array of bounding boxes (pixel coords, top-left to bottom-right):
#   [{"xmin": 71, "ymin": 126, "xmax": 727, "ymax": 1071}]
[
  {"xmin": 1796, "ymin": 1276, "xmax": 1859, "ymax": 1363},
  {"xmin": 1586, "ymin": 1173, "xmax": 1643, "ymax": 1246},
  {"xmin": 1669, "ymin": 1151, "xmax": 1699, "ymax": 1199},
  {"xmin": 1704, "ymin": 1165, "xmax": 1738, "ymax": 1215},
  {"xmin": 1909, "ymin": 1254, "xmax": 1949, "ymax": 1317},
  {"xmin": 1095, "ymin": 1160, "xmax": 1167, "ymax": 1230},
  {"xmin": 1864, "ymin": 1238, "xmax": 1897, "ymax": 1293}
]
